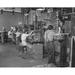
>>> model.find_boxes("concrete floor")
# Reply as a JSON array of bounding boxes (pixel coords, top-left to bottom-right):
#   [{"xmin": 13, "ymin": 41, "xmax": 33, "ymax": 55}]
[{"xmin": 0, "ymin": 43, "xmax": 48, "ymax": 67}]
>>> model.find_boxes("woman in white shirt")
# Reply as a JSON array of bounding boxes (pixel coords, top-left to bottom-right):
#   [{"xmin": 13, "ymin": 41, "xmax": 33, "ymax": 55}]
[
  {"xmin": 8, "ymin": 29, "xmax": 13, "ymax": 40},
  {"xmin": 15, "ymin": 28, "xmax": 21, "ymax": 44},
  {"xmin": 19, "ymin": 29, "xmax": 33, "ymax": 55}
]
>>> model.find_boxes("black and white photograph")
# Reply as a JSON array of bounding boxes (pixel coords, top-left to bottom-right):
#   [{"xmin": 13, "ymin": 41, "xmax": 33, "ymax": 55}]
[
  {"xmin": 1, "ymin": 0, "xmax": 75, "ymax": 75},
  {"xmin": 0, "ymin": 7, "xmax": 74, "ymax": 67}
]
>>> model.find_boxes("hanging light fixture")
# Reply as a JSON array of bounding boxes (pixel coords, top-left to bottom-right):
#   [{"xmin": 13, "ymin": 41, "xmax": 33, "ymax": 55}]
[{"xmin": 36, "ymin": 8, "xmax": 45, "ymax": 11}]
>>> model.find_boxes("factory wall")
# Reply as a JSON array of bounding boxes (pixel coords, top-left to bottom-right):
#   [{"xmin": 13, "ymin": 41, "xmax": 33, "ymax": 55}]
[
  {"xmin": 28, "ymin": 10, "xmax": 57, "ymax": 27},
  {"xmin": 0, "ymin": 10, "xmax": 58, "ymax": 31},
  {"xmin": 0, "ymin": 12, "xmax": 25, "ymax": 31}
]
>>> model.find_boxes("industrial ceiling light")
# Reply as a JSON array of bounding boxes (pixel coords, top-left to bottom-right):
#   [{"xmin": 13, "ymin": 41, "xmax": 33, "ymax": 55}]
[
  {"xmin": 40, "ymin": 8, "xmax": 48, "ymax": 13},
  {"xmin": 36, "ymin": 8, "xmax": 45, "ymax": 11}
]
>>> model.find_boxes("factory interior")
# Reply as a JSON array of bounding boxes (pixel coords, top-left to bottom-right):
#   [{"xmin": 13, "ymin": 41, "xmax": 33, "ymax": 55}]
[{"xmin": 0, "ymin": 8, "xmax": 75, "ymax": 67}]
